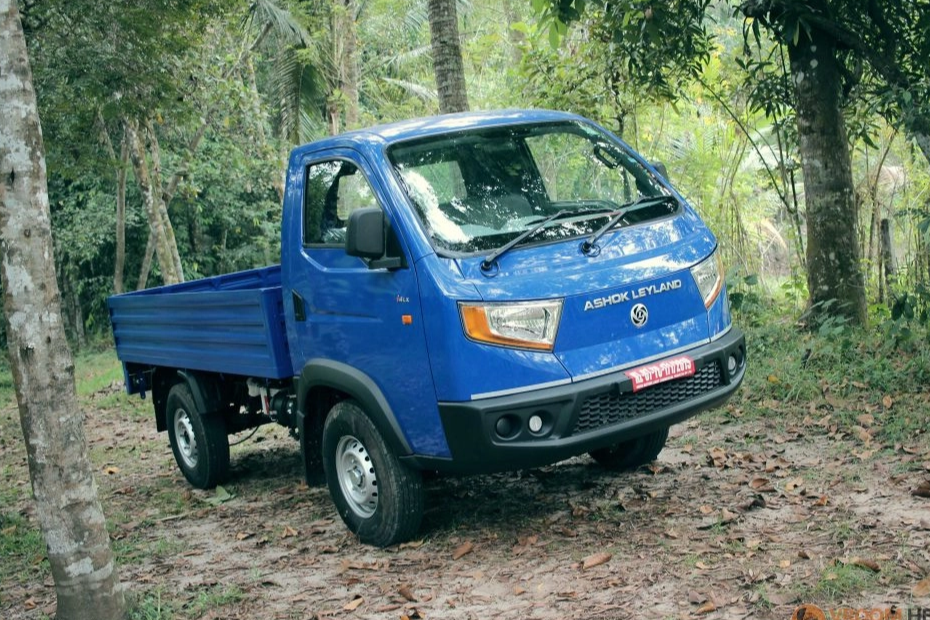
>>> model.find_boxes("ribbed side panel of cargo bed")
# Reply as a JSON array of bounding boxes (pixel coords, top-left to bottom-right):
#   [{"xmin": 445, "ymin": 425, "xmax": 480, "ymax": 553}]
[{"xmin": 108, "ymin": 265, "xmax": 294, "ymax": 379}]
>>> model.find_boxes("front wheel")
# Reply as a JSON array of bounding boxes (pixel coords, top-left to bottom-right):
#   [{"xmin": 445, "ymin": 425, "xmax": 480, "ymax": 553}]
[
  {"xmin": 166, "ymin": 383, "xmax": 230, "ymax": 489},
  {"xmin": 589, "ymin": 427, "xmax": 670, "ymax": 471},
  {"xmin": 322, "ymin": 400, "xmax": 423, "ymax": 547}
]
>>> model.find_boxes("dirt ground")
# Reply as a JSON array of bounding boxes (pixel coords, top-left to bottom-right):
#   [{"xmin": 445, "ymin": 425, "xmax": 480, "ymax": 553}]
[{"xmin": 2, "ymin": 384, "xmax": 930, "ymax": 620}]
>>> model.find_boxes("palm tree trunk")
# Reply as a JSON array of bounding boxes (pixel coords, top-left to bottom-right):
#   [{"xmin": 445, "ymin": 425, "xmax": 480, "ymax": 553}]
[
  {"xmin": 340, "ymin": 0, "xmax": 360, "ymax": 128},
  {"xmin": 0, "ymin": 2, "xmax": 125, "ymax": 618},
  {"xmin": 788, "ymin": 27, "xmax": 867, "ymax": 326},
  {"xmin": 427, "ymin": 0, "xmax": 469, "ymax": 113}
]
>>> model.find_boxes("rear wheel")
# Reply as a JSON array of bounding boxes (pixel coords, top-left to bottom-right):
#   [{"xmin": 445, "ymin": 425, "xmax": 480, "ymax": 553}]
[
  {"xmin": 322, "ymin": 400, "xmax": 423, "ymax": 547},
  {"xmin": 166, "ymin": 383, "xmax": 230, "ymax": 489},
  {"xmin": 589, "ymin": 427, "xmax": 669, "ymax": 471}
]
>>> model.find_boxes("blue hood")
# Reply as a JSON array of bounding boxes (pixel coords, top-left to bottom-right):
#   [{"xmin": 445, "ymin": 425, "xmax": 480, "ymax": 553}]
[{"xmin": 453, "ymin": 210, "xmax": 718, "ymax": 379}]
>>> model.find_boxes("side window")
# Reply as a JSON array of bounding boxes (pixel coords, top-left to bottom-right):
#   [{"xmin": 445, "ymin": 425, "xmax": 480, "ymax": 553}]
[{"xmin": 304, "ymin": 160, "xmax": 381, "ymax": 246}]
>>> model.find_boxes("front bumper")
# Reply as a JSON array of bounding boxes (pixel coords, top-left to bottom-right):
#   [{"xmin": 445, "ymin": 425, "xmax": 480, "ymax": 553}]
[{"xmin": 404, "ymin": 327, "xmax": 745, "ymax": 474}]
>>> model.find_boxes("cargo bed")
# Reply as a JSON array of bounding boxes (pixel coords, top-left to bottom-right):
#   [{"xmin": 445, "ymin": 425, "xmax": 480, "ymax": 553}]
[{"xmin": 108, "ymin": 265, "xmax": 294, "ymax": 388}]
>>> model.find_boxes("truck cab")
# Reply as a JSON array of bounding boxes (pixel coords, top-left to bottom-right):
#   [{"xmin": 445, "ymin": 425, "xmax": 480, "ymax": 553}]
[{"xmin": 110, "ymin": 110, "xmax": 745, "ymax": 547}]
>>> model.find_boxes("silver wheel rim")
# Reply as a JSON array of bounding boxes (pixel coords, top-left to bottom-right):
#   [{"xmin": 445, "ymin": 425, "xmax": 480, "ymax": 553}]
[
  {"xmin": 335, "ymin": 435, "xmax": 378, "ymax": 518},
  {"xmin": 173, "ymin": 408, "xmax": 198, "ymax": 470}
]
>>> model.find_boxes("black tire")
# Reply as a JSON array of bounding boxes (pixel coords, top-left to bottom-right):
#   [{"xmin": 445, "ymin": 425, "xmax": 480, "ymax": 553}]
[
  {"xmin": 589, "ymin": 427, "xmax": 670, "ymax": 471},
  {"xmin": 166, "ymin": 383, "xmax": 230, "ymax": 489},
  {"xmin": 322, "ymin": 400, "xmax": 423, "ymax": 547}
]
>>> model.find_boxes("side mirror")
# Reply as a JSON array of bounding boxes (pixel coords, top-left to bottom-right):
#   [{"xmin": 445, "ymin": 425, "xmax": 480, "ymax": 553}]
[
  {"xmin": 345, "ymin": 207, "xmax": 403, "ymax": 269},
  {"xmin": 346, "ymin": 207, "xmax": 385, "ymax": 259},
  {"xmin": 651, "ymin": 161, "xmax": 670, "ymax": 182}
]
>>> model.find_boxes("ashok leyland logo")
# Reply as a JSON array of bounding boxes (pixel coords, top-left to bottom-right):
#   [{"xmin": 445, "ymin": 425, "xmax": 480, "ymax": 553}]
[
  {"xmin": 630, "ymin": 303, "xmax": 648, "ymax": 327},
  {"xmin": 582, "ymin": 279, "xmax": 682, "ymax": 312}
]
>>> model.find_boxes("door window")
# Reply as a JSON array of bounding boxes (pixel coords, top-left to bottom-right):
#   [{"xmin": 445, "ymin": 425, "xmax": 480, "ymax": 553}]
[{"xmin": 304, "ymin": 160, "xmax": 381, "ymax": 246}]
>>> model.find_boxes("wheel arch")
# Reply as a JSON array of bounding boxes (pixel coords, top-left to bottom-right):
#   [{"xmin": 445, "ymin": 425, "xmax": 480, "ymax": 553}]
[
  {"xmin": 151, "ymin": 368, "xmax": 229, "ymax": 432},
  {"xmin": 297, "ymin": 359, "xmax": 412, "ymax": 482}
]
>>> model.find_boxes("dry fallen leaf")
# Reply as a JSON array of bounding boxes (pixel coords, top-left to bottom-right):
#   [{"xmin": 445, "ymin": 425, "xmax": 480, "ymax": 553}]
[
  {"xmin": 398, "ymin": 585, "xmax": 417, "ymax": 602},
  {"xmin": 882, "ymin": 394, "xmax": 894, "ymax": 409},
  {"xmin": 23, "ymin": 598, "xmax": 36, "ymax": 610},
  {"xmin": 913, "ymin": 481, "xmax": 930, "ymax": 499},
  {"xmin": 235, "ymin": 531, "xmax": 253, "ymax": 541},
  {"xmin": 452, "ymin": 541, "xmax": 474, "ymax": 560},
  {"xmin": 699, "ymin": 505, "xmax": 714, "ymax": 515},
  {"xmin": 720, "ymin": 508, "xmax": 738, "ymax": 523},
  {"xmin": 513, "ymin": 586, "xmax": 526, "ymax": 596},
  {"xmin": 695, "ymin": 601, "xmax": 717, "ymax": 614},
  {"xmin": 750, "ymin": 478, "xmax": 772, "ymax": 491},
  {"xmin": 280, "ymin": 525, "xmax": 298, "ymax": 539},
  {"xmin": 857, "ymin": 413, "xmax": 875, "ymax": 427},
  {"xmin": 581, "ymin": 552, "xmax": 611, "ymax": 570},
  {"xmin": 854, "ymin": 426, "xmax": 873, "ymax": 444},
  {"xmin": 104, "ymin": 466, "xmax": 120, "ymax": 475},
  {"xmin": 779, "ymin": 559, "xmax": 791, "ymax": 569},
  {"xmin": 914, "ymin": 577, "xmax": 930, "ymax": 598},
  {"xmin": 688, "ymin": 590, "xmax": 706, "ymax": 604},
  {"xmin": 695, "ymin": 561, "xmax": 710, "ymax": 570},
  {"xmin": 343, "ymin": 596, "xmax": 364, "ymax": 611},
  {"xmin": 849, "ymin": 557, "xmax": 880, "ymax": 572}
]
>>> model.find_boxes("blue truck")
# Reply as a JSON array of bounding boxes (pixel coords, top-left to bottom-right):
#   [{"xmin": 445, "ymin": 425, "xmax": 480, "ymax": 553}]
[{"xmin": 109, "ymin": 110, "xmax": 746, "ymax": 547}]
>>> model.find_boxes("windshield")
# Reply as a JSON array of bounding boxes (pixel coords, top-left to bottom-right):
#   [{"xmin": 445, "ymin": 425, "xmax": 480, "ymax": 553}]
[{"xmin": 387, "ymin": 121, "xmax": 677, "ymax": 254}]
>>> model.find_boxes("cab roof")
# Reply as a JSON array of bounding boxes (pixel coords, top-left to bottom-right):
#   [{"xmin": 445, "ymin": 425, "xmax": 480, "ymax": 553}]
[{"xmin": 290, "ymin": 109, "xmax": 588, "ymax": 158}]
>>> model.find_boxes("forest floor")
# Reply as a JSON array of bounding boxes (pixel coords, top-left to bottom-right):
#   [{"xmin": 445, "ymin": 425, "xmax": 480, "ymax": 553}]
[{"xmin": 2, "ymin": 337, "xmax": 930, "ymax": 620}]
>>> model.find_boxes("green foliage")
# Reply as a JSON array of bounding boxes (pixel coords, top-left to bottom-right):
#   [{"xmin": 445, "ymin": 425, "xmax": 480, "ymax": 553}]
[
  {"xmin": 127, "ymin": 584, "xmax": 244, "ymax": 620},
  {"xmin": 0, "ymin": 512, "xmax": 49, "ymax": 586},
  {"xmin": 536, "ymin": 0, "xmax": 713, "ymax": 101},
  {"xmin": 736, "ymin": 293, "xmax": 930, "ymax": 443},
  {"xmin": 10, "ymin": 0, "xmax": 930, "ymax": 349},
  {"xmin": 128, "ymin": 590, "xmax": 176, "ymax": 620}
]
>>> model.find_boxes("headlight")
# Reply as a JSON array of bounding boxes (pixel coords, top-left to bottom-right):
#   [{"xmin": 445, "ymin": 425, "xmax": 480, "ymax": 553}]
[
  {"xmin": 690, "ymin": 250, "xmax": 724, "ymax": 308},
  {"xmin": 459, "ymin": 300, "xmax": 563, "ymax": 351}
]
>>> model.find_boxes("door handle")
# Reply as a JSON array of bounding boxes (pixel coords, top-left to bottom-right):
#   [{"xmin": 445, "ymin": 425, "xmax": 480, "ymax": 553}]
[{"xmin": 292, "ymin": 291, "xmax": 306, "ymax": 322}]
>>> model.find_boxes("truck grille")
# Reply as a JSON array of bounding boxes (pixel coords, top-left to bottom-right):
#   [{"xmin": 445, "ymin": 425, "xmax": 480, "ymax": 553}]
[{"xmin": 573, "ymin": 361, "xmax": 723, "ymax": 435}]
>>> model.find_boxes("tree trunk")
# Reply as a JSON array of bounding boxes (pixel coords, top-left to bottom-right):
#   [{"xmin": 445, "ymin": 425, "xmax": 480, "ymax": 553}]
[
  {"xmin": 144, "ymin": 121, "xmax": 185, "ymax": 282},
  {"xmin": 0, "ymin": 2, "xmax": 126, "ymax": 618},
  {"xmin": 427, "ymin": 0, "xmax": 469, "ymax": 114},
  {"xmin": 503, "ymin": 0, "xmax": 525, "ymax": 65},
  {"xmin": 788, "ymin": 28, "xmax": 867, "ymax": 326},
  {"xmin": 126, "ymin": 119, "xmax": 181, "ymax": 285},
  {"xmin": 339, "ymin": 0, "xmax": 360, "ymax": 128},
  {"xmin": 905, "ymin": 114, "xmax": 930, "ymax": 168},
  {"xmin": 137, "ymin": 228, "xmax": 156, "ymax": 291},
  {"xmin": 880, "ymin": 217, "xmax": 897, "ymax": 296},
  {"xmin": 114, "ymin": 133, "xmax": 129, "ymax": 294}
]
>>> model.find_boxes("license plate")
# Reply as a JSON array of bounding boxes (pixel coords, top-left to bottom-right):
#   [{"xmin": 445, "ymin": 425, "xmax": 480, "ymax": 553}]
[{"xmin": 624, "ymin": 356, "xmax": 695, "ymax": 392}]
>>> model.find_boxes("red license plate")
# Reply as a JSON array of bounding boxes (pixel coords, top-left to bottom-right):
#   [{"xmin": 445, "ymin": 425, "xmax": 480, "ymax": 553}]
[{"xmin": 624, "ymin": 356, "xmax": 695, "ymax": 392}]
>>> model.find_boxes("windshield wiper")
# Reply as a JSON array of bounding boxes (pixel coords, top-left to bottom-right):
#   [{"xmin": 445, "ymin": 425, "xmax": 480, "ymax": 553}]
[
  {"xmin": 481, "ymin": 209, "xmax": 568, "ymax": 271},
  {"xmin": 581, "ymin": 195, "xmax": 678, "ymax": 255}
]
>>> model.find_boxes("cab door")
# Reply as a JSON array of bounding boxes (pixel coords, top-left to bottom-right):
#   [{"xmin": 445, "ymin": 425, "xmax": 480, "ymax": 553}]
[{"xmin": 283, "ymin": 149, "xmax": 448, "ymax": 457}]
